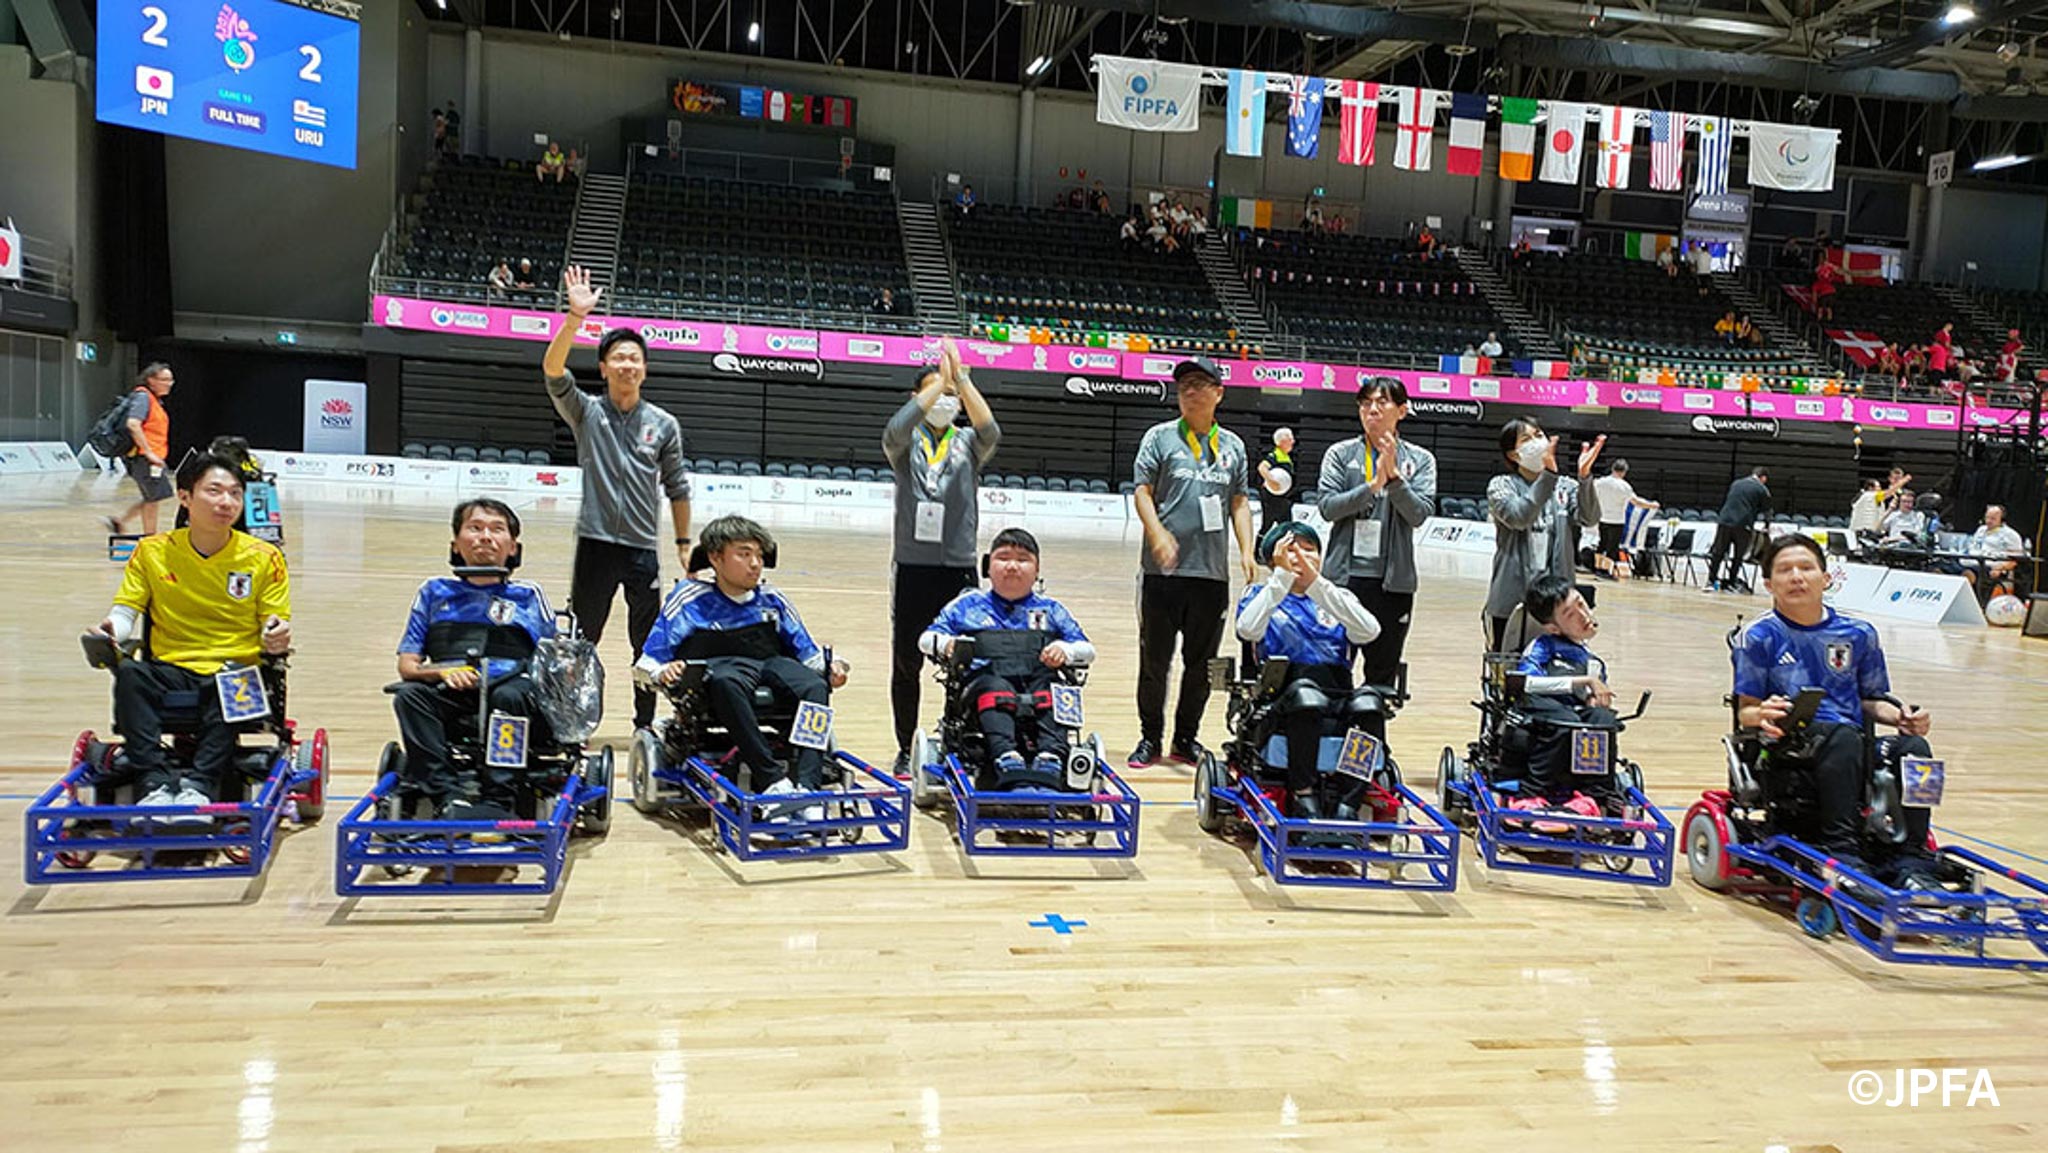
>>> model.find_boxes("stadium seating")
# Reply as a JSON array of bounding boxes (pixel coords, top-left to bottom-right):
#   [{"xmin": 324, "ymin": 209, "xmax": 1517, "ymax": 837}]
[
  {"xmin": 613, "ymin": 175, "xmax": 919, "ymax": 333},
  {"xmin": 1510, "ymin": 251, "xmax": 1742, "ymax": 352},
  {"xmin": 948, "ymin": 205, "xmax": 1237, "ymax": 351},
  {"xmin": 1237, "ymin": 228, "xmax": 1520, "ymax": 364},
  {"xmin": 383, "ymin": 155, "xmax": 576, "ymax": 305}
]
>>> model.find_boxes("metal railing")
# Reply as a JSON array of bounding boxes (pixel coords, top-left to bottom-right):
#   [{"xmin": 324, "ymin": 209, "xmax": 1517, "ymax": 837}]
[{"xmin": 4, "ymin": 232, "xmax": 74, "ymax": 299}]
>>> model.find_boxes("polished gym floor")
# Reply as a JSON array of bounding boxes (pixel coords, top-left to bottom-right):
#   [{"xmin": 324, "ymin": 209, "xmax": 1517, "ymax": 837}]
[{"xmin": 3, "ymin": 470, "xmax": 2045, "ymax": 1151}]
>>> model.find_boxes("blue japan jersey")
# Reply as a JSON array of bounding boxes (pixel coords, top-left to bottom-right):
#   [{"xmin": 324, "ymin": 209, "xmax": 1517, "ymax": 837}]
[
  {"xmin": 1237, "ymin": 585, "xmax": 1350, "ymax": 667},
  {"xmin": 926, "ymin": 588, "xmax": 1088, "ymax": 672},
  {"xmin": 643, "ymin": 579, "xmax": 820, "ymax": 665},
  {"xmin": 1732, "ymin": 609, "xmax": 1889, "ymax": 728},
  {"xmin": 1517, "ymin": 634, "xmax": 1607, "ymax": 686},
  {"xmin": 398, "ymin": 577, "xmax": 557, "ymax": 680}
]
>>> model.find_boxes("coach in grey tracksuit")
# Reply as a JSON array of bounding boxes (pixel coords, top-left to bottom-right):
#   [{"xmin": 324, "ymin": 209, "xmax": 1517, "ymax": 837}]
[
  {"xmin": 1485, "ymin": 418, "xmax": 1605, "ymax": 652},
  {"xmin": 543, "ymin": 267, "xmax": 692, "ymax": 729},
  {"xmin": 1316, "ymin": 377, "xmax": 1437, "ymax": 688},
  {"xmin": 882, "ymin": 352, "xmax": 1000, "ymax": 772}
]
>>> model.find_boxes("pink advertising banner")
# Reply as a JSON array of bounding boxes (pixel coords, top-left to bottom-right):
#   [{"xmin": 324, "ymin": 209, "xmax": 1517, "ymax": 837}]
[{"xmin": 371, "ymin": 294, "xmax": 2037, "ymax": 436}]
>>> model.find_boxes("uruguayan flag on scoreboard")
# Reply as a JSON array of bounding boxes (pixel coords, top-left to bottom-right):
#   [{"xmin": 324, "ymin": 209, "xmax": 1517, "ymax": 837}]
[
  {"xmin": 1227, "ymin": 69, "xmax": 1268, "ymax": 157},
  {"xmin": 1694, "ymin": 116, "xmax": 1731, "ymax": 196}
]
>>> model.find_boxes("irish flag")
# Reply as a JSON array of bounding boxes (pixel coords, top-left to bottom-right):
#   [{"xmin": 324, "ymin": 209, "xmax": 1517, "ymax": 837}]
[
  {"xmin": 1623, "ymin": 231, "xmax": 1675, "ymax": 261},
  {"xmin": 1498, "ymin": 97, "xmax": 1537, "ymax": 181},
  {"xmin": 1218, "ymin": 198, "xmax": 1273, "ymax": 229}
]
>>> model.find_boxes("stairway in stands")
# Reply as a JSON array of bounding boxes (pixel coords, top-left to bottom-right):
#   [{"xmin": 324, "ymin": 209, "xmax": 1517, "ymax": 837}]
[
  {"xmin": 1929, "ymin": 282, "xmax": 2009, "ymax": 343},
  {"xmin": 897, "ymin": 200, "xmax": 963, "ymax": 334},
  {"xmin": 1713, "ymin": 270, "xmax": 1825, "ymax": 367},
  {"xmin": 1194, "ymin": 234, "xmax": 1274, "ymax": 346},
  {"xmin": 1464, "ymin": 253, "xmax": 1566, "ymax": 359},
  {"xmin": 565, "ymin": 172, "xmax": 627, "ymax": 292}
]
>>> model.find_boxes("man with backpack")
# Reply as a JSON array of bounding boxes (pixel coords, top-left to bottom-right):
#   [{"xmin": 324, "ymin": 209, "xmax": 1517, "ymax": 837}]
[{"xmin": 94, "ymin": 363, "xmax": 176, "ymax": 536}]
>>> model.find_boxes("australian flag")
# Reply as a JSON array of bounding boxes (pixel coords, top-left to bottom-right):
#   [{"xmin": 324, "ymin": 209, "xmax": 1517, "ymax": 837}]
[{"xmin": 1286, "ymin": 75, "xmax": 1325, "ymax": 159}]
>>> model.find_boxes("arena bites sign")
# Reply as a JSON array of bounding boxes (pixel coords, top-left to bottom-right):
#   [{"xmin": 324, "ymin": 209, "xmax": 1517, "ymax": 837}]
[
  {"xmin": 1093, "ymin": 57, "xmax": 1203, "ymax": 133},
  {"xmin": 302, "ymin": 379, "xmax": 367, "ymax": 455}
]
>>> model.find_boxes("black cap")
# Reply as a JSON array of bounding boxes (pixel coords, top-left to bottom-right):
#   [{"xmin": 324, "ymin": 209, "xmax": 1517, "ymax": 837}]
[{"xmin": 1172, "ymin": 357, "xmax": 1222, "ymax": 385}]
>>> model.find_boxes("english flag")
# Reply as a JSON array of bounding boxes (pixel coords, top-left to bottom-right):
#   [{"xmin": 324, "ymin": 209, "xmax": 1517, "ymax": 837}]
[
  {"xmin": 1336, "ymin": 79, "xmax": 1379, "ymax": 166},
  {"xmin": 1393, "ymin": 86, "xmax": 1439, "ymax": 172}
]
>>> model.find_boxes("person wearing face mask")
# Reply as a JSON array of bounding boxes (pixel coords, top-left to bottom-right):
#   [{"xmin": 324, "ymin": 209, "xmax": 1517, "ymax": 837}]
[
  {"xmin": 1485, "ymin": 418, "xmax": 1605, "ymax": 652},
  {"xmin": 1314, "ymin": 376, "xmax": 1438, "ymax": 688},
  {"xmin": 543, "ymin": 265, "xmax": 692, "ymax": 731},
  {"xmin": 882, "ymin": 336, "xmax": 1001, "ymax": 778}
]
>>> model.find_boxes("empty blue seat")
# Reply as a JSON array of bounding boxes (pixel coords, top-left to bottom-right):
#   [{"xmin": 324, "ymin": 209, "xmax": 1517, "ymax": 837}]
[
  {"xmin": 737, "ymin": 460, "xmax": 760, "ymax": 476},
  {"xmin": 1025, "ymin": 476, "xmax": 1048, "ymax": 491},
  {"xmin": 529, "ymin": 450, "xmax": 551, "ymax": 466},
  {"xmin": 1046, "ymin": 478, "xmax": 1069, "ymax": 492},
  {"xmin": 478, "ymin": 447, "xmax": 504, "ymax": 463},
  {"xmin": 830, "ymin": 465, "xmax": 854, "ymax": 481},
  {"xmin": 402, "ymin": 442, "xmax": 427, "ymax": 459},
  {"xmin": 453, "ymin": 446, "xmax": 479, "ymax": 462},
  {"xmin": 1086, "ymin": 479, "xmax": 1109, "ymax": 494},
  {"xmin": 854, "ymin": 467, "xmax": 879, "ymax": 482},
  {"xmin": 765, "ymin": 462, "xmax": 789, "ymax": 477},
  {"xmin": 428, "ymin": 444, "xmax": 453, "ymax": 461}
]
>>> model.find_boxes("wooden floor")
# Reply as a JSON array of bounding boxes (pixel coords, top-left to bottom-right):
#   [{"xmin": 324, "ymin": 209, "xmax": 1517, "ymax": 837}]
[{"xmin": 4, "ymin": 470, "xmax": 2047, "ymax": 1151}]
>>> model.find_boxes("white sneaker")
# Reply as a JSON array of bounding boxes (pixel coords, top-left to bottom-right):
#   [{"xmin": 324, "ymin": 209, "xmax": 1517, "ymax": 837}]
[
  {"xmin": 799, "ymin": 802, "xmax": 827, "ymax": 825},
  {"xmin": 133, "ymin": 785, "xmax": 179, "ymax": 824},
  {"xmin": 169, "ymin": 785, "xmax": 216, "ymax": 829},
  {"xmin": 757, "ymin": 777, "xmax": 800, "ymax": 822}
]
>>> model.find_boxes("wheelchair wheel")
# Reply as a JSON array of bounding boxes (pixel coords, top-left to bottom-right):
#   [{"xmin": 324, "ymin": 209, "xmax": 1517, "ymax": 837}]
[
  {"xmin": 629, "ymin": 728, "xmax": 664, "ymax": 815},
  {"xmin": 290, "ymin": 728, "xmax": 329, "ymax": 824},
  {"xmin": 1194, "ymin": 751, "xmax": 1228, "ymax": 834},
  {"xmin": 577, "ymin": 746, "xmax": 614, "ymax": 836},
  {"xmin": 1685, "ymin": 806, "xmax": 1732, "ymax": 891},
  {"xmin": 910, "ymin": 729, "xmax": 939, "ymax": 811},
  {"xmin": 1796, "ymin": 894, "xmax": 1839, "ymax": 938}
]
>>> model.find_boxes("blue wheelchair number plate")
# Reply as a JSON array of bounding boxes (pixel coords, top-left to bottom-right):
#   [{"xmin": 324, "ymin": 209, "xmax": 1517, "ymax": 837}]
[
  {"xmin": 1901, "ymin": 757, "xmax": 1945, "ymax": 807},
  {"xmin": 1332, "ymin": 727, "xmax": 1384, "ymax": 780},
  {"xmin": 1049, "ymin": 683, "xmax": 1084, "ymax": 728},
  {"xmin": 790, "ymin": 701, "xmax": 834, "ymax": 751},
  {"xmin": 486, "ymin": 712, "xmax": 530, "ymax": 768},
  {"xmin": 214, "ymin": 666, "xmax": 271, "ymax": 724},
  {"xmin": 1571, "ymin": 730, "xmax": 1611, "ymax": 776}
]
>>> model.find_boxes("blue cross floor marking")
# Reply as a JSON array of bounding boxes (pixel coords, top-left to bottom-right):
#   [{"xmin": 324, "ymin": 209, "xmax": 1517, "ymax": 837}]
[{"xmin": 1028, "ymin": 914, "xmax": 1087, "ymax": 934}]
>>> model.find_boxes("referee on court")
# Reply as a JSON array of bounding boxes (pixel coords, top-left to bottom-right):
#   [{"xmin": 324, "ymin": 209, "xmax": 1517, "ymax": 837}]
[
  {"xmin": 882, "ymin": 337, "xmax": 1000, "ymax": 776},
  {"xmin": 1129, "ymin": 357, "xmax": 1254, "ymax": 769},
  {"xmin": 542, "ymin": 265, "xmax": 692, "ymax": 730}
]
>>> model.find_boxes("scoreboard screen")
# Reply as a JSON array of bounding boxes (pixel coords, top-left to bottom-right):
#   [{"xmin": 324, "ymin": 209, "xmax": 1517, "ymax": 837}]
[{"xmin": 96, "ymin": 0, "xmax": 361, "ymax": 170}]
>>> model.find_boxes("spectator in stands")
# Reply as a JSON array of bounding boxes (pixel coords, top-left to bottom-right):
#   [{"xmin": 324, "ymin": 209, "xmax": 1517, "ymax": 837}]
[
  {"xmin": 564, "ymin": 147, "xmax": 586, "ymax": 181},
  {"xmin": 1876, "ymin": 343, "xmax": 1903, "ymax": 379},
  {"xmin": 1957, "ymin": 355, "xmax": 1983, "ymax": 393},
  {"xmin": 1181, "ymin": 201, "xmax": 1208, "ymax": 238},
  {"xmin": 1301, "ymin": 194, "xmax": 1325, "ymax": 234},
  {"xmin": 432, "ymin": 109, "xmax": 447, "ymax": 153},
  {"xmin": 1091, "ymin": 180, "xmax": 1112, "ymax": 215},
  {"xmin": 1810, "ymin": 253, "xmax": 1840, "ymax": 322},
  {"xmin": 1128, "ymin": 358, "xmax": 1254, "ymax": 770},
  {"xmin": 1146, "ymin": 207, "xmax": 1179, "ymax": 255},
  {"xmin": 488, "ymin": 259, "xmax": 514, "ymax": 298},
  {"xmin": 870, "ymin": 286, "xmax": 898, "ymax": 316},
  {"xmin": 1715, "ymin": 311, "xmax": 1739, "ymax": 345},
  {"xmin": 955, "ymin": 184, "xmax": 977, "ymax": 219},
  {"xmin": 1690, "ymin": 241, "xmax": 1713, "ymax": 277},
  {"xmin": 1256, "ymin": 428, "xmax": 1297, "ymax": 530},
  {"xmin": 536, "ymin": 140, "xmax": 567, "ymax": 183},
  {"xmin": 1928, "ymin": 322, "xmax": 1954, "ymax": 378},
  {"xmin": 1478, "ymin": 331, "xmax": 1504, "ymax": 359},
  {"xmin": 883, "ymin": 337, "xmax": 1000, "ymax": 779},
  {"xmin": 1735, "ymin": 314, "xmax": 1763, "ymax": 348},
  {"xmin": 1998, "ymin": 328, "xmax": 2025, "ymax": 384},
  {"xmin": 1416, "ymin": 224, "xmax": 1438, "ymax": 260},
  {"xmin": 1119, "ymin": 213, "xmax": 1142, "ymax": 250},
  {"xmin": 442, "ymin": 101, "xmax": 461, "ymax": 153},
  {"xmin": 514, "ymin": 259, "xmax": 536, "ymax": 290},
  {"xmin": 1486, "ymin": 419, "xmax": 1604, "ymax": 652},
  {"xmin": 1706, "ymin": 466, "xmax": 1771, "ymax": 594},
  {"xmin": 1902, "ymin": 343, "xmax": 1927, "ymax": 386},
  {"xmin": 1960, "ymin": 504, "xmax": 2027, "ymax": 604},
  {"xmin": 1318, "ymin": 377, "xmax": 1437, "ymax": 685},
  {"xmin": 1880, "ymin": 490, "xmax": 1926, "ymax": 544},
  {"xmin": 1657, "ymin": 245, "xmax": 1677, "ymax": 278},
  {"xmin": 542, "ymin": 265, "xmax": 692, "ymax": 731},
  {"xmin": 1512, "ymin": 234, "xmax": 1532, "ymax": 262},
  {"xmin": 1849, "ymin": 470, "xmax": 1909, "ymax": 540},
  {"xmin": 1593, "ymin": 459, "xmax": 1659, "ymax": 576}
]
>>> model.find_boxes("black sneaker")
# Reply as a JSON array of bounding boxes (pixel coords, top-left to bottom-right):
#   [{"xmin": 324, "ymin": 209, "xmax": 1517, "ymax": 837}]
[
  {"xmin": 1169, "ymin": 738, "xmax": 1208, "ymax": 766},
  {"xmin": 1126, "ymin": 738, "xmax": 1161, "ymax": 770},
  {"xmin": 892, "ymin": 748, "xmax": 912, "ymax": 779}
]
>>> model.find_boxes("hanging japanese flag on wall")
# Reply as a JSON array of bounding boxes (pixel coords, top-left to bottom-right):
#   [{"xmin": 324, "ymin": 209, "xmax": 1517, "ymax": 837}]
[
  {"xmin": 1498, "ymin": 97, "xmax": 1537, "ymax": 181},
  {"xmin": 1648, "ymin": 110, "xmax": 1687, "ymax": 191},
  {"xmin": 1392, "ymin": 87, "xmax": 1439, "ymax": 172},
  {"xmin": 1445, "ymin": 93, "xmax": 1487, "ymax": 176},
  {"xmin": 0, "ymin": 218, "xmax": 21, "ymax": 282},
  {"xmin": 1336, "ymin": 80, "xmax": 1379, "ymax": 166},
  {"xmin": 1227, "ymin": 70, "xmax": 1268, "ymax": 157},
  {"xmin": 1596, "ymin": 106, "xmax": 1636, "ymax": 189},
  {"xmin": 767, "ymin": 91, "xmax": 792, "ymax": 121},
  {"xmin": 1541, "ymin": 102, "xmax": 1589, "ymax": 184},
  {"xmin": 1285, "ymin": 75, "xmax": 1325, "ymax": 158},
  {"xmin": 1695, "ymin": 116, "xmax": 1731, "ymax": 195},
  {"xmin": 1748, "ymin": 122, "xmax": 1840, "ymax": 192}
]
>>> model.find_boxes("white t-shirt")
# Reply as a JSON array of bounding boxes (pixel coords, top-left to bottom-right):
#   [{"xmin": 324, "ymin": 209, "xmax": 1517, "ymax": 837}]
[
  {"xmin": 1593, "ymin": 475, "xmax": 1637, "ymax": 525},
  {"xmin": 1972, "ymin": 524, "xmax": 2026, "ymax": 557},
  {"xmin": 1478, "ymin": 339, "xmax": 1503, "ymax": 357},
  {"xmin": 1847, "ymin": 490, "xmax": 1885, "ymax": 534}
]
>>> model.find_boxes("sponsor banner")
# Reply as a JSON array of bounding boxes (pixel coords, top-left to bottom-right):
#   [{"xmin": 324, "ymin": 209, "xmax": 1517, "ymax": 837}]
[
  {"xmin": 1416, "ymin": 517, "xmax": 1497, "ymax": 555},
  {"xmin": 1024, "ymin": 490, "xmax": 1127, "ymax": 520},
  {"xmin": 1690, "ymin": 414, "xmax": 1780, "ymax": 437},
  {"xmin": 0, "ymin": 443, "xmax": 37, "ymax": 474},
  {"xmin": 522, "ymin": 467, "xmax": 579, "ymax": 495},
  {"xmin": 710, "ymin": 352, "xmax": 825, "ymax": 379},
  {"xmin": 1822, "ymin": 559, "xmax": 1888, "ymax": 613},
  {"xmin": 459, "ymin": 464, "xmax": 521, "ymax": 491},
  {"xmin": 977, "ymin": 485, "xmax": 1026, "ymax": 516},
  {"xmin": 805, "ymin": 479, "xmax": 894, "ymax": 508},
  {"xmin": 393, "ymin": 459, "xmax": 457, "ymax": 487},
  {"xmin": 26, "ymin": 442, "xmax": 79, "ymax": 471},
  {"xmin": 1868, "ymin": 570, "xmax": 1984, "ymax": 626},
  {"xmin": 274, "ymin": 453, "xmax": 334, "ymax": 479},
  {"xmin": 374, "ymin": 293, "xmax": 2044, "ymax": 436},
  {"xmin": 1405, "ymin": 397, "xmax": 1485, "ymax": 422},
  {"xmin": 692, "ymin": 474, "xmax": 753, "ymax": 510},
  {"xmin": 754, "ymin": 475, "xmax": 809, "ymax": 505},
  {"xmin": 303, "ymin": 379, "xmax": 368, "ymax": 455},
  {"xmin": 1062, "ymin": 376, "xmax": 1168, "ymax": 402}
]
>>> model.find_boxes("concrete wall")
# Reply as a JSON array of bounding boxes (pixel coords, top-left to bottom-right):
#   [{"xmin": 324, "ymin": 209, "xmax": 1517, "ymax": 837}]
[{"xmin": 1932, "ymin": 185, "xmax": 2048, "ymax": 290}]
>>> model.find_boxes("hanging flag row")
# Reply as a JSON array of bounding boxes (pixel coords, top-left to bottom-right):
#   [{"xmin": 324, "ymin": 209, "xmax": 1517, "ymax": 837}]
[{"xmin": 1092, "ymin": 55, "xmax": 1840, "ymax": 194}]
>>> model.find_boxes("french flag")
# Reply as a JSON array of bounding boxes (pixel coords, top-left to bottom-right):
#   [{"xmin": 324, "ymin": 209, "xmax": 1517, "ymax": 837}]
[{"xmin": 1516, "ymin": 359, "xmax": 1571, "ymax": 380}]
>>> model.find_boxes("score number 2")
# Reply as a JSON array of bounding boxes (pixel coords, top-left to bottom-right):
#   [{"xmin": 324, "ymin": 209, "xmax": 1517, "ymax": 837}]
[
  {"xmin": 142, "ymin": 5, "xmax": 169, "ymax": 46},
  {"xmin": 299, "ymin": 45, "xmax": 323, "ymax": 83}
]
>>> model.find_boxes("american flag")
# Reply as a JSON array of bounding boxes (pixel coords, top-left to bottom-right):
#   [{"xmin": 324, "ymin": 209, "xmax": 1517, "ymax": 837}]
[{"xmin": 1649, "ymin": 110, "xmax": 1687, "ymax": 191}]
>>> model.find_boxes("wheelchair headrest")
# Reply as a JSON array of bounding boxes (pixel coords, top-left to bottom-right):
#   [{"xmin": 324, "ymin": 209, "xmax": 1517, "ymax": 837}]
[
  {"xmin": 687, "ymin": 540, "xmax": 778, "ymax": 576},
  {"xmin": 449, "ymin": 547, "xmax": 521, "ymax": 571}
]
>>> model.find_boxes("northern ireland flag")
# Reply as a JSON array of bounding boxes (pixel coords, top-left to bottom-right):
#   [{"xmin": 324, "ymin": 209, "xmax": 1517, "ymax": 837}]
[
  {"xmin": 1446, "ymin": 92, "xmax": 1487, "ymax": 176},
  {"xmin": 1393, "ymin": 87, "xmax": 1439, "ymax": 172},
  {"xmin": 1596, "ymin": 105, "xmax": 1635, "ymax": 189},
  {"xmin": 1336, "ymin": 79, "xmax": 1379, "ymax": 165},
  {"xmin": 1541, "ymin": 102, "xmax": 1590, "ymax": 185},
  {"xmin": 1827, "ymin": 330, "xmax": 1888, "ymax": 368}
]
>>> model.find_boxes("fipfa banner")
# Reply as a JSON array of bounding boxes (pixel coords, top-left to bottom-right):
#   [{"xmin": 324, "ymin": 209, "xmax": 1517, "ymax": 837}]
[
  {"xmin": 1093, "ymin": 56, "xmax": 1202, "ymax": 133},
  {"xmin": 303, "ymin": 379, "xmax": 367, "ymax": 454}
]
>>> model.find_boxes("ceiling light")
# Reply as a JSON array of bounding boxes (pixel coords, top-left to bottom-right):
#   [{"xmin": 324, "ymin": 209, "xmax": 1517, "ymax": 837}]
[
  {"xmin": 1446, "ymin": 43, "xmax": 1477, "ymax": 57},
  {"xmin": 1026, "ymin": 54, "xmax": 1049, "ymax": 76},
  {"xmin": 748, "ymin": 21, "xmax": 760, "ymax": 43},
  {"xmin": 1943, "ymin": 5, "xmax": 1977, "ymax": 27},
  {"xmin": 1972, "ymin": 153, "xmax": 2030, "ymax": 171}
]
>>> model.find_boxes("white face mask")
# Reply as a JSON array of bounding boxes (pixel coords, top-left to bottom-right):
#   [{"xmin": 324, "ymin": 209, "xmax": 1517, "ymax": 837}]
[
  {"xmin": 925, "ymin": 395, "xmax": 961, "ymax": 428},
  {"xmin": 1516, "ymin": 436, "xmax": 1551, "ymax": 472}
]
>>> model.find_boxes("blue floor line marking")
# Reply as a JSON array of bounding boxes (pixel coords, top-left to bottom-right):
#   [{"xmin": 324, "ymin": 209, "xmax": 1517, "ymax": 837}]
[{"xmin": 1933, "ymin": 825, "xmax": 2048, "ymax": 869}]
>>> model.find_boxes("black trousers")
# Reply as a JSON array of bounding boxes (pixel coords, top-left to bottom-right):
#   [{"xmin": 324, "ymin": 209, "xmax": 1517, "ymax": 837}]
[
  {"xmin": 1597, "ymin": 522, "xmax": 1625, "ymax": 562},
  {"xmin": 964, "ymin": 669, "xmax": 1067, "ymax": 762},
  {"xmin": 1345, "ymin": 576, "xmax": 1414, "ymax": 689},
  {"xmin": 1258, "ymin": 492, "xmax": 1293, "ymax": 529},
  {"xmin": 704, "ymin": 656, "xmax": 829, "ymax": 789},
  {"xmin": 571, "ymin": 536, "xmax": 662, "ymax": 729},
  {"xmin": 114, "ymin": 659, "xmax": 234, "ymax": 794},
  {"xmin": 1707, "ymin": 524, "xmax": 1751, "ymax": 588},
  {"xmin": 1517, "ymin": 696, "xmax": 1621, "ymax": 806},
  {"xmin": 390, "ymin": 674, "xmax": 545, "ymax": 806},
  {"xmin": 1269, "ymin": 665, "xmax": 1381, "ymax": 805},
  {"xmin": 1769, "ymin": 724, "xmax": 1935, "ymax": 867},
  {"xmin": 890, "ymin": 563, "xmax": 977, "ymax": 752},
  {"xmin": 1136, "ymin": 574, "xmax": 1230, "ymax": 747}
]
